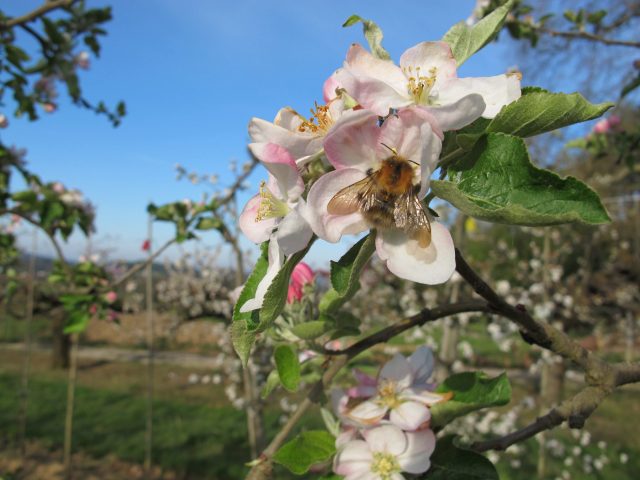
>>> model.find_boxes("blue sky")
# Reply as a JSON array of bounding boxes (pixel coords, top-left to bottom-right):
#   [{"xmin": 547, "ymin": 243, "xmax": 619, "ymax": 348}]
[{"xmin": 2, "ymin": 0, "xmax": 519, "ymax": 268}]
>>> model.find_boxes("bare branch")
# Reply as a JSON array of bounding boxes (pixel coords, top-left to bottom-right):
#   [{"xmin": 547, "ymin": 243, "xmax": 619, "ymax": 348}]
[
  {"xmin": 0, "ymin": 0, "xmax": 77, "ymax": 30},
  {"xmin": 111, "ymin": 238, "xmax": 176, "ymax": 288},
  {"xmin": 322, "ymin": 300, "xmax": 490, "ymax": 357}
]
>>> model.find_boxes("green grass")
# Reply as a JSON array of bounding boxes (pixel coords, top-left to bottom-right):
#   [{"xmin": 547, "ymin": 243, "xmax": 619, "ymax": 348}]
[{"xmin": 0, "ymin": 372, "xmax": 322, "ymax": 479}]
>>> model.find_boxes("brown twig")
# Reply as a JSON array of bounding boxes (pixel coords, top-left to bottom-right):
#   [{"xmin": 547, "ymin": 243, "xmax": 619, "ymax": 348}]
[
  {"xmin": 0, "ymin": 0, "xmax": 77, "ymax": 30},
  {"xmin": 111, "ymin": 238, "xmax": 176, "ymax": 288}
]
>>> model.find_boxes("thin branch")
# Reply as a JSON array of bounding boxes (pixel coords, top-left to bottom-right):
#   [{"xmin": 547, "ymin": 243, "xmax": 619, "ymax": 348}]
[
  {"xmin": 2, "ymin": 209, "xmax": 72, "ymax": 278},
  {"xmin": 525, "ymin": 23, "xmax": 640, "ymax": 49},
  {"xmin": 111, "ymin": 238, "xmax": 176, "ymax": 288},
  {"xmin": 216, "ymin": 158, "xmax": 258, "ymax": 207},
  {"xmin": 1, "ymin": 0, "xmax": 77, "ymax": 30},
  {"xmin": 322, "ymin": 300, "xmax": 490, "ymax": 357}
]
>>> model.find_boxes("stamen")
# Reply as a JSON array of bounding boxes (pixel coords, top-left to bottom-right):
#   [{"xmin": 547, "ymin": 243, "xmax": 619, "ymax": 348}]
[
  {"xmin": 404, "ymin": 65, "xmax": 438, "ymax": 104},
  {"xmin": 371, "ymin": 452, "xmax": 400, "ymax": 479},
  {"xmin": 255, "ymin": 181, "xmax": 289, "ymax": 221},
  {"xmin": 298, "ymin": 101, "xmax": 333, "ymax": 134}
]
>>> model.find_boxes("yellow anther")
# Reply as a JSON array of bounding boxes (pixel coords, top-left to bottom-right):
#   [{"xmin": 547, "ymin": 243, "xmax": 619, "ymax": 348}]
[
  {"xmin": 255, "ymin": 181, "xmax": 289, "ymax": 221},
  {"xmin": 298, "ymin": 102, "xmax": 333, "ymax": 134}
]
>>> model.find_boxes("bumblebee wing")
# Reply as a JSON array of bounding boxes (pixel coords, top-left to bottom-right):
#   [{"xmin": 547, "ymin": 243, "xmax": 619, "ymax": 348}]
[
  {"xmin": 327, "ymin": 176, "xmax": 377, "ymax": 215},
  {"xmin": 394, "ymin": 192, "xmax": 432, "ymax": 248}
]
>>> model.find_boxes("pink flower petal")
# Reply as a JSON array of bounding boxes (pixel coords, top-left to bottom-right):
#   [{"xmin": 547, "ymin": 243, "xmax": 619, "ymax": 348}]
[
  {"xmin": 248, "ymin": 143, "xmax": 304, "ymax": 199},
  {"xmin": 323, "ymin": 109, "xmax": 383, "ymax": 171},
  {"xmin": 323, "ymin": 70, "xmax": 343, "ymax": 102},
  {"xmin": 239, "ymin": 193, "xmax": 277, "ymax": 244},
  {"xmin": 337, "ymin": 68, "xmax": 413, "ymax": 116},
  {"xmin": 376, "ymin": 221, "xmax": 455, "ymax": 285},
  {"xmin": 345, "ymin": 44, "xmax": 408, "ymax": 94},
  {"xmin": 363, "ymin": 425, "xmax": 408, "ymax": 456},
  {"xmin": 304, "ymin": 168, "xmax": 369, "ymax": 243},
  {"xmin": 397, "ymin": 429, "xmax": 436, "ymax": 474},
  {"xmin": 390, "ymin": 401, "xmax": 431, "ymax": 431},
  {"xmin": 353, "ymin": 369, "xmax": 378, "ymax": 387}
]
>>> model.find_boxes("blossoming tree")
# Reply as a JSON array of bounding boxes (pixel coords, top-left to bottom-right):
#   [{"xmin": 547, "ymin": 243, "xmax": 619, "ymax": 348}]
[{"xmin": 230, "ymin": 5, "xmax": 640, "ymax": 480}]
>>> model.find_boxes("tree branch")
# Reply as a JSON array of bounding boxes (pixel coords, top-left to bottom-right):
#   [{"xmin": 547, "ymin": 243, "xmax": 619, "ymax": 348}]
[
  {"xmin": 521, "ymin": 22, "xmax": 640, "ymax": 49},
  {"xmin": 322, "ymin": 300, "xmax": 490, "ymax": 357},
  {"xmin": 111, "ymin": 238, "xmax": 176, "ymax": 288},
  {"xmin": 0, "ymin": 0, "xmax": 77, "ymax": 30}
]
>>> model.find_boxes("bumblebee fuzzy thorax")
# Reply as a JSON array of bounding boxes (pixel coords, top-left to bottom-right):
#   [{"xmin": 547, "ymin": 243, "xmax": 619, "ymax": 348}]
[{"xmin": 375, "ymin": 156, "xmax": 416, "ymax": 195}]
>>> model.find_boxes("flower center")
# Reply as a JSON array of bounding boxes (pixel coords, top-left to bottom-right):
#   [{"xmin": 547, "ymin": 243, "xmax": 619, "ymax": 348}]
[
  {"xmin": 377, "ymin": 379, "xmax": 401, "ymax": 409},
  {"xmin": 404, "ymin": 65, "xmax": 438, "ymax": 104},
  {"xmin": 255, "ymin": 181, "xmax": 289, "ymax": 221},
  {"xmin": 298, "ymin": 102, "xmax": 333, "ymax": 134},
  {"xmin": 371, "ymin": 452, "xmax": 400, "ymax": 479}
]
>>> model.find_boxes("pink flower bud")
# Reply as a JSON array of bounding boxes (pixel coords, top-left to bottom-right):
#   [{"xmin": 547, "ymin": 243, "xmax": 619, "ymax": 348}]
[
  {"xmin": 141, "ymin": 239, "xmax": 151, "ymax": 252},
  {"xmin": 105, "ymin": 291, "xmax": 117, "ymax": 304},
  {"xmin": 608, "ymin": 115, "xmax": 621, "ymax": 128},
  {"xmin": 89, "ymin": 304, "xmax": 98, "ymax": 315},
  {"xmin": 593, "ymin": 119, "xmax": 609, "ymax": 134},
  {"xmin": 287, "ymin": 262, "xmax": 315, "ymax": 303},
  {"xmin": 43, "ymin": 103, "xmax": 57, "ymax": 113}
]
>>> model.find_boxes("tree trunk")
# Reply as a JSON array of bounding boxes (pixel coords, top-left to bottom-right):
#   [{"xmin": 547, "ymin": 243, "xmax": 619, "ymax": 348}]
[{"xmin": 51, "ymin": 308, "xmax": 70, "ymax": 369}]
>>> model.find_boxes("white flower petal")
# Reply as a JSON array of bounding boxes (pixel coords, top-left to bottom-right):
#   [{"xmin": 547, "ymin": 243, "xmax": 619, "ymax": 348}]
[
  {"xmin": 363, "ymin": 425, "xmax": 408, "ymax": 456},
  {"xmin": 304, "ymin": 168, "xmax": 369, "ymax": 243},
  {"xmin": 408, "ymin": 346, "xmax": 435, "ymax": 385},
  {"xmin": 397, "ymin": 429, "xmax": 436, "ymax": 474},
  {"xmin": 399, "ymin": 41, "xmax": 458, "ymax": 88},
  {"xmin": 345, "ymin": 44, "xmax": 408, "ymax": 95},
  {"xmin": 379, "ymin": 354, "xmax": 412, "ymax": 388},
  {"xmin": 426, "ymin": 94, "xmax": 486, "ymax": 131},
  {"xmin": 337, "ymin": 68, "xmax": 413, "ymax": 116},
  {"xmin": 334, "ymin": 440, "xmax": 373, "ymax": 477},
  {"xmin": 348, "ymin": 400, "xmax": 388, "ymax": 425},
  {"xmin": 276, "ymin": 202, "xmax": 313, "ymax": 255},
  {"xmin": 238, "ymin": 239, "xmax": 283, "ymax": 313},
  {"xmin": 323, "ymin": 109, "xmax": 383, "ymax": 171},
  {"xmin": 437, "ymin": 74, "xmax": 521, "ymax": 119},
  {"xmin": 238, "ymin": 193, "xmax": 276, "ymax": 244},
  {"xmin": 376, "ymin": 222, "xmax": 455, "ymax": 285},
  {"xmin": 248, "ymin": 143, "xmax": 304, "ymax": 199},
  {"xmin": 404, "ymin": 388, "xmax": 449, "ymax": 406},
  {"xmin": 390, "ymin": 401, "xmax": 431, "ymax": 431}
]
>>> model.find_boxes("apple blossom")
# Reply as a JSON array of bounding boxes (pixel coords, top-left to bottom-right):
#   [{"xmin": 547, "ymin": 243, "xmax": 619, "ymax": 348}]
[
  {"xmin": 0, "ymin": 114, "xmax": 8, "ymax": 129},
  {"xmin": 305, "ymin": 108, "xmax": 455, "ymax": 285},
  {"xmin": 248, "ymin": 94, "xmax": 351, "ymax": 166},
  {"xmin": 345, "ymin": 350, "xmax": 448, "ymax": 430},
  {"xmin": 333, "ymin": 424, "xmax": 436, "ymax": 480},
  {"xmin": 239, "ymin": 142, "xmax": 313, "ymax": 256},
  {"xmin": 333, "ymin": 41, "xmax": 521, "ymax": 129},
  {"xmin": 287, "ymin": 261, "xmax": 315, "ymax": 303}
]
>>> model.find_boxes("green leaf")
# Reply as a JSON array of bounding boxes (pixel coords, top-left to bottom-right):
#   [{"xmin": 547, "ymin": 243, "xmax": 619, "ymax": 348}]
[
  {"xmin": 195, "ymin": 217, "xmax": 222, "ymax": 231},
  {"xmin": 261, "ymin": 369, "xmax": 281, "ymax": 399},
  {"xmin": 231, "ymin": 242, "xmax": 269, "ymax": 364},
  {"xmin": 343, "ymin": 15, "xmax": 390, "ymax": 60},
  {"xmin": 256, "ymin": 240, "xmax": 313, "ymax": 330},
  {"xmin": 64, "ymin": 310, "xmax": 91, "ymax": 334},
  {"xmin": 430, "ymin": 372, "xmax": 511, "ymax": 428},
  {"xmin": 442, "ymin": 1, "xmax": 513, "ymax": 66},
  {"xmin": 621, "ymin": 73, "xmax": 640, "ymax": 98},
  {"xmin": 319, "ymin": 233, "xmax": 376, "ymax": 314},
  {"xmin": 487, "ymin": 89, "xmax": 613, "ymax": 138},
  {"xmin": 432, "ymin": 133, "xmax": 611, "ymax": 226},
  {"xmin": 291, "ymin": 319, "xmax": 333, "ymax": 340},
  {"xmin": 274, "ymin": 345, "xmax": 301, "ymax": 392},
  {"xmin": 420, "ymin": 436, "xmax": 498, "ymax": 479},
  {"xmin": 272, "ymin": 430, "xmax": 336, "ymax": 475}
]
